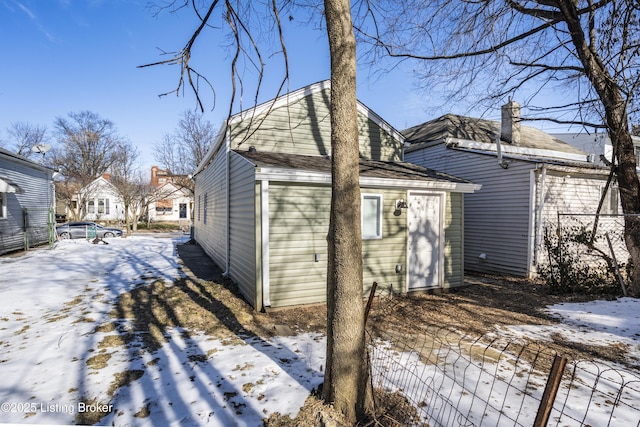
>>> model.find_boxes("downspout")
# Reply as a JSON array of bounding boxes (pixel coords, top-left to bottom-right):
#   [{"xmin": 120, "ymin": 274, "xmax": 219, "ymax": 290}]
[
  {"xmin": 261, "ymin": 180, "xmax": 270, "ymax": 308},
  {"xmin": 534, "ymin": 164, "xmax": 548, "ymax": 268},
  {"xmin": 223, "ymin": 129, "xmax": 231, "ymax": 277}
]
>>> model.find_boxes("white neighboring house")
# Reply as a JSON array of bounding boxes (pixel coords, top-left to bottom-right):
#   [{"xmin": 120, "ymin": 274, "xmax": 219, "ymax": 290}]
[
  {"xmin": 77, "ymin": 175, "xmax": 126, "ymax": 222},
  {"xmin": 148, "ymin": 182, "xmax": 192, "ymax": 224}
]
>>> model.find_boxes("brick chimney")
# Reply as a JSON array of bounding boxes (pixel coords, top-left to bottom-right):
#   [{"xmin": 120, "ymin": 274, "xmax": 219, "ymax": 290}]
[
  {"xmin": 151, "ymin": 166, "xmax": 159, "ymax": 187},
  {"xmin": 501, "ymin": 100, "xmax": 521, "ymax": 145},
  {"xmin": 102, "ymin": 173, "xmax": 111, "ymax": 182}
]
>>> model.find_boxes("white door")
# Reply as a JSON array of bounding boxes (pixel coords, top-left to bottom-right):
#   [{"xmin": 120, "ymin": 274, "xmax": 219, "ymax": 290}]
[{"xmin": 407, "ymin": 193, "xmax": 442, "ymax": 290}]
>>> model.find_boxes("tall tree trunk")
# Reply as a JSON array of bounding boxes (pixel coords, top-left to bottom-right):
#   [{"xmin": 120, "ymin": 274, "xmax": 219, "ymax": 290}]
[
  {"xmin": 323, "ymin": 0, "xmax": 371, "ymax": 422},
  {"xmin": 558, "ymin": 0, "xmax": 640, "ymax": 296}
]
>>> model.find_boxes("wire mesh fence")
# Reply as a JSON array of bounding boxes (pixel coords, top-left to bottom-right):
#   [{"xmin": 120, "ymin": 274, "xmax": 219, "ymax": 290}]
[
  {"xmin": 23, "ymin": 207, "xmax": 55, "ymax": 250},
  {"xmin": 366, "ymin": 326, "xmax": 640, "ymax": 427},
  {"xmin": 538, "ymin": 213, "xmax": 638, "ymax": 295}
]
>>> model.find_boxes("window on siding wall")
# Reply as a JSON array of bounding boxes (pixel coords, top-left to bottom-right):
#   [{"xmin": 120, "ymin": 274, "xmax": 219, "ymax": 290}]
[
  {"xmin": 601, "ymin": 184, "xmax": 619, "ymax": 215},
  {"xmin": 98, "ymin": 199, "xmax": 105, "ymax": 214},
  {"xmin": 0, "ymin": 193, "xmax": 6, "ymax": 219},
  {"xmin": 362, "ymin": 194, "xmax": 383, "ymax": 239},
  {"xmin": 105, "ymin": 198, "xmax": 110, "ymax": 215},
  {"xmin": 88, "ymin": 200, "xmax": 95, "ymax": 214}
]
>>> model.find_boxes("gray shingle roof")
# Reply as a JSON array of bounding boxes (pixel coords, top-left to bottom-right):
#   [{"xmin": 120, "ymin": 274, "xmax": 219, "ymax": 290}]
[
  {"xmin": 403, "ymin": 114, "xmax": 586, "ymax": 155},
  {"xmin": 234, "ymin": 150, "xmax": 472, "ymax": 185}
]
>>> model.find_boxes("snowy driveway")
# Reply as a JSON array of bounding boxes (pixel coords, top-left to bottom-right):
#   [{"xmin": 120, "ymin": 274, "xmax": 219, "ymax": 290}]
[{"xmin": 0, "ymin": 236, "xmax": 325, "ymax": 426}]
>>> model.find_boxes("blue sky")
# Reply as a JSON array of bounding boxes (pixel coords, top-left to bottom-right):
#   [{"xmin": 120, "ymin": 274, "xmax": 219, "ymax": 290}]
[
  {"xmin": 0, "ymin": 0, "xmax": 566, "ymax": 174},
  {"xmin": 0, "ymin": 0, "xmax": 439, "ymax": 173}
]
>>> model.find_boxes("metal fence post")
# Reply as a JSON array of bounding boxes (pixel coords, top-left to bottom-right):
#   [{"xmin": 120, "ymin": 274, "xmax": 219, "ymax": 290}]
[{"xmin": 534, "ymin": 354, "xmax": 568, "ymax": 427}]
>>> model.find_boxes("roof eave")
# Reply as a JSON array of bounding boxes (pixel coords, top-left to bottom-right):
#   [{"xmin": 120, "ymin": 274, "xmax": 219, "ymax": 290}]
[{"xmin": 254, "ymin": 167, "xmax": 480, "ymax": 193}]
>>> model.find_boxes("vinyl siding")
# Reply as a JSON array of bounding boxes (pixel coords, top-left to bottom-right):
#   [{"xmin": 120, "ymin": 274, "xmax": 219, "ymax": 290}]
[
  {"xmin": 406, "ymin": 145, "xmax": 533, "ymax": 277},
  {"xmin": 444, "ymin": 192, "xmax": 464, "ymax": 287},
  {"xmin": 267, "ymin": 183, "xmax": 330, "ymax": 307},
  {"xmin": 267, "ymin": 184, "xmax": 409, "ymax": 307},
  {"xmin": 229, "ymin": 88, "xmax": 402, "ymax": 161},
  {"xmin": 228, "ymin": 152, "xmax": 257, "ymax": 306},
  {"xmin": 535, "ymin": 170, "xmax": 624, "ymax": 267},
  {"xmin": 0, "ymin": 154, "xmax": 53, "ymax": 255},
  {"xmin": 194, "ymin": 148, "xmax": 228, "ymax": 269}
]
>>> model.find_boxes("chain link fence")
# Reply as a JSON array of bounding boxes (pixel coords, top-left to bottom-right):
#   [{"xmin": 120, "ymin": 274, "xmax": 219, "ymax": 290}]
[{"xmin": 538, "ymin": 213, "xmax": 637, "ymax": 295}]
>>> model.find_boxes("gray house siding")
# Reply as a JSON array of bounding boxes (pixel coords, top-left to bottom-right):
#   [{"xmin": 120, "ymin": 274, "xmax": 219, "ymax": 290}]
[
  {"xmin": 405, "ymin": 145, "xmax": 533, "ymax": 276},
  {"xmin": 194, "ymin": 147, "xmax": 228, "ymax": 269},
  {"xmin": 0, "ymin": 152, "xmax": 53, "ymax": 255}
]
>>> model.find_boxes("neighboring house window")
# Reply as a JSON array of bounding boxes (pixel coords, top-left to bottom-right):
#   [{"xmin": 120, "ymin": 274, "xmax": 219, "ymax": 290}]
[
  {"xmin": 362, "ymin": 194, "xmax": 383, "ymax": 239},
  {"xmin": 198, "ymin": 195, "xmax": 201, "ymax": 222},
  {"xmin": 635, "ymin": 146, "xmax": 640, "ymax": 165},
  {"xmin": 105, "ymin": 198, "xmax": 110, "ymax": 215},
  {"xmin": 156, "ymin": 199, "xmax": 173, "ymax": 215},
  {"xmin": 179, "ymin": 203, "xmax": 187, "ymax": 219},
  {"xmin": 98, "ymin": 199, "xmax": 105, "ymax": 214},
  {"xmin": 204, "ymin": 193, "xmax": 208, "ymax": 224},
  {"xmin": 0, "ymin": 192, "xmax": 6, "ymax": 219},
  {"xmin": 601, "ymin": 185, "xmax": 619, "ymax": 215},
  {"xmin": 88, "ymin": 200, "xmax": 95, "ymax": 214}
]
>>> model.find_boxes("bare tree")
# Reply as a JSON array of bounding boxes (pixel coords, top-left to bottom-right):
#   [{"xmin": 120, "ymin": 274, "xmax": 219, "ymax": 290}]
[
  {"xmin": 357, "ymin": 0, "xmax": 640, "ymax": 296},
  {"xmin": 5, "ymin": 122, "xmax": 48, "ymax": 160},
  {"xmin": 52, "ymin": 111, "xmax": 129, "ymax": 220},
  {"xmin": 154, "ymin": 109, "xmax": 216, "ymax": 191},
  {"xmin": 110, "ymin": 141, "xmax": 149, "ymax": 235},
  {"xmin": 144, "ymin": 0, "xmax": 370, "ymax": 421}
]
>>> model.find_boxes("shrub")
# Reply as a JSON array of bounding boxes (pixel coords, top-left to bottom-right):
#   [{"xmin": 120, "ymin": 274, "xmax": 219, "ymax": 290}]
[{"xmin": 538, "ymin": 224, "xmax": 622, "ymax": 295}]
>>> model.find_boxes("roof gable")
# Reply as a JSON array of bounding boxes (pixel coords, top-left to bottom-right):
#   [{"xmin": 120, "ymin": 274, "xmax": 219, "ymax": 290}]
[{"xmin": 196, "ymin": 81, "xmax": 405, "ymax": 174}]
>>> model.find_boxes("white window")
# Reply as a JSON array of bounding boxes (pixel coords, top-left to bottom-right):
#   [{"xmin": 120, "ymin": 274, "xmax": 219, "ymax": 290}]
[
  {"xmin": 0, "ymin": 192, "xmax": 6, "ymax": 219},
  {"xmin": 601, "ymin": 185, "xmax": 619, "ymax": 215},
  {"xmin": 362, "ymin": 194, "xmax": 383, "ymax": 239},
  {"xmin": 88, "ymin": 200, "xmax": 95, "ymax": 214},
  {"xmin": 98, "ymin": 199, "xmax": 105, "ymax": 214}
]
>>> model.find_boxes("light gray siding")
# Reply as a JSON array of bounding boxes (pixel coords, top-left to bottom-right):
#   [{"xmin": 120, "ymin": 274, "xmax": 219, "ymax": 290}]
[
  {"xmin": 406, "ymin": 145, "xmax": 533, "ymax": 277},
  {"xmin": 228, "ymin": 152, "xmax": 258, "ymax": 307},
  {"xmin": 0, "ymin": 153, "xmax": 53, "ymax": 255},
  {"xmin": 194, "ymin": 147, "xmax": 228, "ymax": 269},
  {"xmin": 230, "ymin": 88, "xmax": 402, "ymax": 161}
]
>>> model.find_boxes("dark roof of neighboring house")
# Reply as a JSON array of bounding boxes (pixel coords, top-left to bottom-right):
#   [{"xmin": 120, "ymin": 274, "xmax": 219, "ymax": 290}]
[
  {"xmin": 403, "ymin": 114, "xmax": 586, "ymax": 155},
  {"xmin": 234, "ymin": 149, "xmax": 473, "ymax": 185}
]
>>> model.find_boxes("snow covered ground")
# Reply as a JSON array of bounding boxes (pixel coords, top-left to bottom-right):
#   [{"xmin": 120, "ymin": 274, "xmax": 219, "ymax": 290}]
[
  {"xmin": 0, "ymin": 236, "xmax": 325, "ymax": 426},
  {"xmin": 0, "ymin": 235, "xmax": 638, "ymax": 426}
]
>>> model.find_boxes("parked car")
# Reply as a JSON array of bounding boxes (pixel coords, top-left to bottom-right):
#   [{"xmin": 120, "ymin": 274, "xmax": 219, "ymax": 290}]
[{"xmin": 56, "ymin": 222, "xmax": 123, "ymax": 239}]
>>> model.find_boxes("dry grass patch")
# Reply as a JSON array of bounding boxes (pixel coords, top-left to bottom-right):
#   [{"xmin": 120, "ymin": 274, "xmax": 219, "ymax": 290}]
[
  {"xmin": 86, "ymin": 353, "xmax": 111, "ymax": 370},
  {"xmin": 13, "ymin": 325, "xmax": 29, "ymax": 335},
  {"xmin": 107, "ymin": 369, "xmax": 145, "ymax": 397}
]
